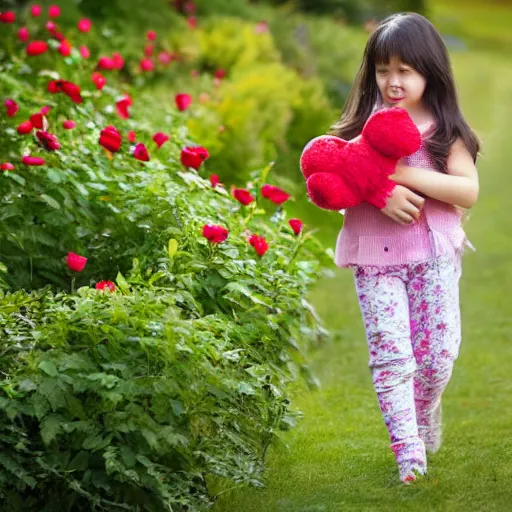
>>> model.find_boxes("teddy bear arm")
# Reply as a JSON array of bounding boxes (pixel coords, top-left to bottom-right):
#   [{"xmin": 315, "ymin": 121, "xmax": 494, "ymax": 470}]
[
  {"xmin": 364, "ymin": 178, "xmax": 396, "ymax": 210},
  {"xmin": 307, "ymin": 172, "xmax": 361, "ymax": 211}
]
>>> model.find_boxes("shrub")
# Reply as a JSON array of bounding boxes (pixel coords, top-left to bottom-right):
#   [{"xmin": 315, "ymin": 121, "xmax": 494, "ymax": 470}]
[
  {"xmin": 0, "ymin": 4, "xmax": 331, "ymax": 510},
  {"xmin": 0, "ymin": 246, "xmax": 327, "ymax": 510}
]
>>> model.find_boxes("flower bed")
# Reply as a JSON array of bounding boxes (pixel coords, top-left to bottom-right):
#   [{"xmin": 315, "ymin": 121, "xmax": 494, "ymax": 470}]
[{"xmin": 0, "ymin": 3, "xmax": 330, "ymax": 510}]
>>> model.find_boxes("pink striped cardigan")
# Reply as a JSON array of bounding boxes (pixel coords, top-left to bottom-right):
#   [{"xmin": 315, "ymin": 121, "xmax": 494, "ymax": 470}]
[{"xmin": 334, "ymin": 139, "xmax": 474, "ymax": 268}]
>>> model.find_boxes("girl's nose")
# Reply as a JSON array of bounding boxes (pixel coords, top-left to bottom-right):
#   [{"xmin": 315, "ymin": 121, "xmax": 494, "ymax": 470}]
[{"xmin": 389, "ymin": 74, "xmax": 401, "ymax": 87}]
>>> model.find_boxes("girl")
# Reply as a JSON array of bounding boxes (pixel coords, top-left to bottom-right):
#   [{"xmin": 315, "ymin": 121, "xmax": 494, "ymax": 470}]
[{"xmin": 331, "ymin": 13, "xmax": 480, "ymax": 484}]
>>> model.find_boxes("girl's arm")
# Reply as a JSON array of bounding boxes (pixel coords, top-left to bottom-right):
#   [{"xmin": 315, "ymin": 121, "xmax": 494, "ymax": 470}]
[{"xmin": 389, "ymin": 137, "xmax": 479, "ymax": 209}]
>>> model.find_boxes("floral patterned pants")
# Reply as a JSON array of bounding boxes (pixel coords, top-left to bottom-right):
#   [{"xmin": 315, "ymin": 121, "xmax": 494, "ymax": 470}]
[{"xmin": 352, "ymin": 255, "xmax": 462, "ymax": 480}]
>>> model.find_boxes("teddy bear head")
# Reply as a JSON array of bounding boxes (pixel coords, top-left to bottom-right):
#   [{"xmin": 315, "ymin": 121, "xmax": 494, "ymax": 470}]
[{"xmin": 300, "ymin": 107, "xmax": 421, "ymax": 211}]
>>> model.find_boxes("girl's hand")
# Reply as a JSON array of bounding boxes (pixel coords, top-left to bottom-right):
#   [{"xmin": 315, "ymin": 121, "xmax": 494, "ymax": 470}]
[
  {"xmin": 380, "ymin": 184, "xmax": 425, "ymax": 225},
  {"xmin": 389, "ymin": 162, "xmax": 410, "ymax": 185}
]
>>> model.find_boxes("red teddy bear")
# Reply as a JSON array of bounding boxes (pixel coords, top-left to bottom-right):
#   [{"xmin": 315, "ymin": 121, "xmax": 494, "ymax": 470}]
[{"xmin": 299, "ymin": 107, "xmax": 422, "ymax": 211}]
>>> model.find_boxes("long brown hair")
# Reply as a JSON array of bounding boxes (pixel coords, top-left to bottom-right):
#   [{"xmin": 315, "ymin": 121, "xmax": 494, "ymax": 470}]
[{"xmin": 331, "ymin": 12, "xmax": 480, "ymax": 171}]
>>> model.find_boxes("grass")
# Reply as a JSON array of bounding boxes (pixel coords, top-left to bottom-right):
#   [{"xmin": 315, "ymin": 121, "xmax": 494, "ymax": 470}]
[{"xmin": 210, "ymin": 6, "xmax": 512, "ymax": 512}]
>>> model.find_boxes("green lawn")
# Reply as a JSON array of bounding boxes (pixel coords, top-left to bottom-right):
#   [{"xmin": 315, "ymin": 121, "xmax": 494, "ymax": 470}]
[{"xmin": 211, "ymin": 10, "xmax": 512, "ymax": 512}]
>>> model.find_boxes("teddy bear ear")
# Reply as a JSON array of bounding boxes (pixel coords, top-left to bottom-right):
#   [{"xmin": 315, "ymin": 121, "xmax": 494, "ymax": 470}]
[
  {"xmin": 362, "ymin": 107, "xmax": 421, "ymax": 158},
  {"xmin": 300, "ymin": 135, "xmax": 348, "ymax": 180}
]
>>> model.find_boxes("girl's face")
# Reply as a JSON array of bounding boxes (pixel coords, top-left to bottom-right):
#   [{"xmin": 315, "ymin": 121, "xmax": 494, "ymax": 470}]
[{"xmin": 375, "ymin": 56, "xmax": 427, "ymax": 113}]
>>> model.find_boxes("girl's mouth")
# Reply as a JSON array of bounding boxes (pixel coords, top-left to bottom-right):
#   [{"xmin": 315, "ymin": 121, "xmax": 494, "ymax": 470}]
[{"xmin": 387, "ymin": 96, "xmax": 404, "ymax": 103}]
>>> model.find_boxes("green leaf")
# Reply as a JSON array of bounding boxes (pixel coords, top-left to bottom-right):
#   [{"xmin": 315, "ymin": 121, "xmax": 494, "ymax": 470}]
[
  {"xmin": 0, "ymin": 453, "xmax": 37, "ymax": 488},
  {"xmin": 115, "ymin": 272, "xmax": 130, "ymax": 294},
  {"xmin": 237, "ymin": 382, "xmax": 256, "ymax": 395},
  {"xmin": 141, "ymin": 428, "xmax": 159, "ymax": 449},
  {"xmin": 7, "ymin": 173, "xmax": 25, "ymax": 186},
  {"xmin": 46, "ymin": 169, "xmax": 62, "ymax": 183},
  {"xmin": 40, "ymin": 413, "xmax": 62, "ymax": 445},
  {"xmin": 224, "ymin": 282, "xmax": 271, "ymax": 306},
  {"xmin": 69, "ymin": 451, "xmax": 89, "ymax": 471},
  {"xmin": 32, "ymin": 393, "xmax": 50, "ymax": 420},
  {"xmin": 168, "ymin": 238, "xmax": 178, "ymax": 258},
  {"xmin": 86, "ymin": 182, "xmax": 108, "ymax": 191},
  {"xmin": 38, "ymin": 360, "xmax": 58, "ymax": 377},
  {"xmin": 18, "ymin": 380, "xmax": 37, "ymax": 392},
  {"xmin": 119, "ymin": 445, "xmax": 136, "ymax": 468},
  {"xmin": 82, "ymin": 432, "xmax": 105, "ymax": 450},
  {"xmin": 74, "ymin": 182, "xmax": 89, "ymax": 196},
  {"xmin": 40, "ymin": 194, "xmax": 61, "ymax": 210}
]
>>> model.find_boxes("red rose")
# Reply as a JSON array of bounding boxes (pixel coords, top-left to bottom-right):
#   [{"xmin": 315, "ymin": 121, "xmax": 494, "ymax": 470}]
[
  {"xmin": 58, "ymin": 40, "xmax": 72, "ymax": 57},
  {"xmin": 180, "ymin": 146, "xmax": 209, "ymax": 170},
  {"xmin": 184, "ymin": 1, "xmax": 196, "ymax": 14},
  {"xmin": 92, "ymin": 72, "xmax": 106, "ymax": 90},
  {"xmin": 80, "ymin": 45, "xmax": 90, "ymax": 59},
  {"xmin": 97, "ymin": 56, "xmax": 115, "ymax": 70},
  {"xmin": 175, "ymin": 93, "xmax": 192, "ymax": 111},
  {"xmin": 112, "ymin": 53, "xmax": 124, "ymax": 70},
  {"xmin": 31, "ymin": 5, "xmax": 42, "ymax": 17},
  {"xmin": 134, "ymin": 143, "xmax": 150, "ymax": 162},
  {"xmin": 202, "ymin": 224, "xmax": 228, "ymax": 244},
  {"xmin": 288, "ymin": 218, "xmax": 303, "ymax": 235},
  {"xmin": 158, "ymin": 51, "xmax": 173, "ymax": 65},
  {"xmin": 261, "ymin": 184, "xmax": 290, "ymax": 205},
  {"xmin": 187, "ymin": 16, "xmax": 197, "ymax": 29},
  {"xmin": 54, "ymin": 80, "xmax": 83, "ymax": 103},
  {"xmin": 144, "ymin": 44, "xmax": 154, "ymax": 58},
  {"xmin": 140, "ymin": 58, "xmax": 154, "ymax": 72},
  {"xmin": 99, "ymin": 126, "xmax": 122, "ymax": 152},
  {"xmin": 255, "ymin": 21, "xmax": 269, "ymax": 34},
  {"xmin": 116, "ymin": 94, "xmax": 132, "ymax": 119},
  {"xmin": 18, "ymin": 27, "xmax": 30, "ymax": 42},
  {"xmin": 5, "ymin": 99, "xmax": 18, "ymax": 117},
  {"xmin": 67, "ymin": 252, "xmax": 87, "ymax": 272},
  {"xmin": 147, "ymin": 30, "xmax": 156, "ymax": 41},
  {"xmin": 46, "ymin": 21, "xmax": 57, "ymax": 31},
  {"xmin": 17, "ymin": 121, "xmax": 33, "ymax": 135},
  {"xmin": 78, "ymin": 18, "xmax": 92, "ymax": 32},
  {"xmin": 63, "ymin": 120, "xmax": 75, "ymax": 130},
  {"xmin": 30, "ymin": 113, "xmax": 44, "ymax": 129},
  {"xmin": 127, "ymin": 131, "xmax": 136, "ymax": 143},
  {"xmin": 48, "ymin": 81, "xmax": 60, "ymax": 93},
  {"xmin": 95, "ymin": 280, "xmax": 116, "ymax": 291},
  {"xmin": 214, "ymin": 69, "xmax": 226, "ymax": 80},
  {"xmin": 153, "ymin": 132, "xmax": 169, "ymax": 148},
  {"xmin": 209, "ymin": 174, "xmax": 220, "ymax": 188},
  {"xmin": 249, "ymin": 234, "xmax": 269, "ymax": 257},
  {"xmin": 57, "ymin": 80, "xmax": 79, "ymax": 97},
  {"xmin": 233, "ymin": 188, "xmax": 255, "ymax": 206},
  {"xmin": 27, "ymin": 41, "xmax": 48, "ymax": 56},
  {"xmin": 36, "ymin": 131, "xmax": 60, "ymax": 151},
  {"xmin": 0, "ymin": 11, "xmax": 16, "ymax": 23},
  {"xmin": 22, "ymin": 156, "xmax": 45, "ymax": 166},
  {"xmin": 48, "ymin": 5, "xmax": 61, "ymax": 17},
  {"xmin": 40, "ymin": 106, "xmax": 51, "ymax": 115},
  {"xmin": 1, "ymin": 162, "xmax": 14, "ymax": 171}
]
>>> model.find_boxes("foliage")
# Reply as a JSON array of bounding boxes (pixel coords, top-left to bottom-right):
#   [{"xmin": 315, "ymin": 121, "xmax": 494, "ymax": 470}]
[
  {"xmin": 267, "ymin": 0, "xmax": 426, "ymax": 23},
  {"xmin": 0, "ymin": 242, "xmax": 327, "ymax": 510},
  {"xmin": 0, "ymin": 2, "xmax": 333, "ymax": 510}
]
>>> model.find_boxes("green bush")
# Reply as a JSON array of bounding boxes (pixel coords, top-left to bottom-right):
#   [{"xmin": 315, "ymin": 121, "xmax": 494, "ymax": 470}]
[
  {"xmin": 172, "ymin": 16, "xmax": 337, "ymax": 182},
  {"xmin": 0, "ymin": 239, "xmax": 327, "ymax": 511},
  {"xmin": 0, "ymin": 5, "xmax": 332, "ymax": 510},
  {"xmin": 198, "ymin": 17, "xmax": 280, "ymax": 73}
]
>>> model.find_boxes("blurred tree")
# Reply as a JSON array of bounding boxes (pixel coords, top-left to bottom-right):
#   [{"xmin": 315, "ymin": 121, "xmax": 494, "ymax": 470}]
[{"xmin": 266, "ymin": 0, "xmax": 426, "ymax": 23}]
